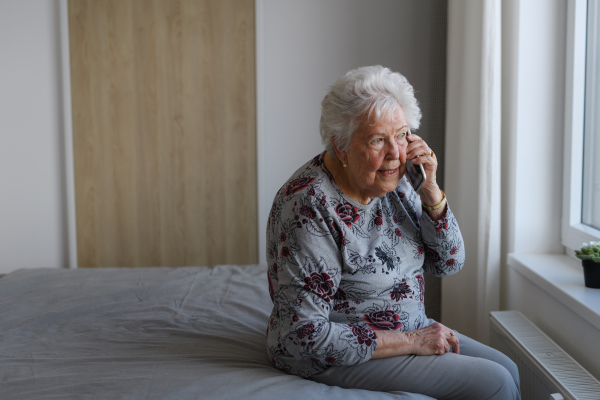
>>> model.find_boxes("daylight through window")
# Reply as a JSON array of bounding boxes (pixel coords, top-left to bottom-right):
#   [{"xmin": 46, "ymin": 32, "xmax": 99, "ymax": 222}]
[{"xmin": 582, "ymin": 0, "xmax": 600, "ymax": 230}]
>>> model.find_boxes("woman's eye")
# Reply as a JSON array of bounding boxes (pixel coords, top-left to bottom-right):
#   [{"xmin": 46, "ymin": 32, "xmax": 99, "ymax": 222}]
[{"xmin": 372, "ymin": 138, "xmax": 383, "ymax": 143}]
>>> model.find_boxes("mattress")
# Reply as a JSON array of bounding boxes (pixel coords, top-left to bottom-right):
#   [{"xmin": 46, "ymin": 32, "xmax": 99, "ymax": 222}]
[{"xmin": 0, "ymin": 265, "xmax": 403, "ymax": 399}]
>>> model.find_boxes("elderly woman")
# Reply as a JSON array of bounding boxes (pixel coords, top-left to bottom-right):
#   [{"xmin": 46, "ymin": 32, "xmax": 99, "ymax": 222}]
[{"xmin": 266, "ymin": 66, "xmax": 520, "ymax": 399}]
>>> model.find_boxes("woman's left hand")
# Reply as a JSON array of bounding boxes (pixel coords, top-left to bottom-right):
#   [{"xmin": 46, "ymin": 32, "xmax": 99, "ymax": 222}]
[{"xmin": 406, "ymin": 134, "xmax": 443, "ymax": 208}]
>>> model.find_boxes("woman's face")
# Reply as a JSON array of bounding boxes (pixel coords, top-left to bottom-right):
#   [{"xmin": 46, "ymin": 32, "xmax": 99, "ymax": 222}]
[{"xmin": 338, "ymin": 105, "xmax": 408, "ymax": 203}]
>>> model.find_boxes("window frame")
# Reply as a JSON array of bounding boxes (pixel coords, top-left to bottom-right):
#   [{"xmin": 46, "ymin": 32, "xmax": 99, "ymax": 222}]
[{"xmin": 562, "ymin": 0, "xmax": 600, "ymax": 252}]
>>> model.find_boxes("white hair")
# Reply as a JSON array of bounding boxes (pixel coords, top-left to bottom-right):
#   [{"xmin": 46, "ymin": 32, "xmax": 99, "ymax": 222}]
[{"xmin": 319, "ymin": 65, "xmax": 422, "ymax": 160}]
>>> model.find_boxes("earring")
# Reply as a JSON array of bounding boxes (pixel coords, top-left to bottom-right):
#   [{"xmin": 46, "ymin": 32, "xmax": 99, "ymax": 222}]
[{"xmin": 343, "ymin": 163, "xmax": 347, "ymax": 167}]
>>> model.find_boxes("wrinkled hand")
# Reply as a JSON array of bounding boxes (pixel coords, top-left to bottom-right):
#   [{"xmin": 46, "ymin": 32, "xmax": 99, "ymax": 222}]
[
  {"xmin": 405, "ymin": 322, "xmax": 460, "ymax": 355},
  {"xmin": 406, "ymin": 134, "xmax": 445, "ymax": 219},
  {"xmin": 406, "ymin": 133, "xmax": 438, "ymax": 193}
]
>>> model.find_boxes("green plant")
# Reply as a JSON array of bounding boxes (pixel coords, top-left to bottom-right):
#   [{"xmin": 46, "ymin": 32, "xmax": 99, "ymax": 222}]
[{"xmin": 575, "ymin": 242, "xmax": 600, "ymax": 263}]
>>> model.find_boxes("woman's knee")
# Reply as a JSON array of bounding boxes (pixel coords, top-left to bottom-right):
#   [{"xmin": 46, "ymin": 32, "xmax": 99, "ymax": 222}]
[
  {"xmin": 503, "ymin": 357, "xmax": 520, "ymax": 390},
  {"xmin": 480, "ymin": 362, "xmax": 520, "ymax": 400},
  {"xmin": 490, "ymin": 351, "xmax": 520, "ymax": 391},
  {"xmin": 449, "ymin": 358, "xmax": 519, "ymax": 400},
  {"xmin": 458, "ymin": 334, "xmax": 520, "ymax": 392}
]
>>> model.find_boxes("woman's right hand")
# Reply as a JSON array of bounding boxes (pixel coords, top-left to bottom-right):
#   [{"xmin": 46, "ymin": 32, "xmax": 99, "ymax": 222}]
[{"xmin": 371, "ymin": 322, "xmax": 459, "ymax": 359}]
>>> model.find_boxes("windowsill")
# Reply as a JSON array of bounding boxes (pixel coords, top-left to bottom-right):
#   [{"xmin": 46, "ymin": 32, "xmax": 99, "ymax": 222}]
[{"xmin": 507, "ymin": 253, "xmax": 600, "ymax": 331}]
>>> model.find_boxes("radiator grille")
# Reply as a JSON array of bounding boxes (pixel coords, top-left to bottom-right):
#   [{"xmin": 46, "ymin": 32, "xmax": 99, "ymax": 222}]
[{"xmin": 490, "ymin": 311, "xmax": 600, "ymax": 400}]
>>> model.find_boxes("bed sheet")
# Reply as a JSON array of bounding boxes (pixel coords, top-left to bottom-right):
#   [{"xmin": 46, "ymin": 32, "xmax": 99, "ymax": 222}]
[{"xmin": 0, "ymin": 265, "xmax": 403, "ymax": 399}]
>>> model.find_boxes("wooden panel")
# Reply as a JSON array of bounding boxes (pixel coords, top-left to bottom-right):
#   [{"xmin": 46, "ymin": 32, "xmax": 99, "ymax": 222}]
[{"xmin": 69, "ymin": 0, "xmax": 257, "ymax": 267}]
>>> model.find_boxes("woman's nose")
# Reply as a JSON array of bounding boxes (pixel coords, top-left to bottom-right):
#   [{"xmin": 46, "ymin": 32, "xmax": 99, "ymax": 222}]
[{"xmin": 387, "ymin": 139, "xmax": 400, "ymax": 159}]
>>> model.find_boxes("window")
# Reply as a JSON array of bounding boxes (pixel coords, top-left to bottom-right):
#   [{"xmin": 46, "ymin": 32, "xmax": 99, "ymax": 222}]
[
  {"xmin": 562, "ymin": 0, "xmax": 600, "ymax": 252},
  {"xmin": 582, "ymin": 0, "xmax": 600, "ymax": 231}
]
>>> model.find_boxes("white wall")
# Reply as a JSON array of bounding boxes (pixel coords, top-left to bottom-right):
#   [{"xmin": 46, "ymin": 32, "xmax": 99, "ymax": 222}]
[
  {"xmin": 0, "ymin": 0, "xmax": 444, "ymax": 272},
  {"xmin": 257, "ymin": 0, "xmax": 445, "ymax": 265},
  {"xmin": 0, "ymin": 0, "xmax": 67, "ymax": 274}
]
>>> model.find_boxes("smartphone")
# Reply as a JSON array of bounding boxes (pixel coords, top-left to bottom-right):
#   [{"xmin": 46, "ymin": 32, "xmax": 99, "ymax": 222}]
[{"xmin": 405, "ymin": 129, "xmax": 426, "ymax": 192}]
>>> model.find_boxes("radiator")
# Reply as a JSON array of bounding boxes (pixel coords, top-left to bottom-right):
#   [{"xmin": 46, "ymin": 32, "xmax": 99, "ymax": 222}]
[{"xmin": 490, "ymin": 311, "xmax": 600, "ymax": 400}]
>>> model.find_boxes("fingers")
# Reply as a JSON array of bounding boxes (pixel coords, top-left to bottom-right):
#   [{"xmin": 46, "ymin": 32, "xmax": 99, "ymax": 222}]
[
  {"xmin": 406, "ymin": 135, "xmax": 436, "ymax": 174},
  {"xmin": 448, "ymin": 330, "xmax": 460, "ymax": 354},
  {"xmin": 408, "ymin": 150, "xmax": 434, "ymax": 165},
  {"xmin": 430, "ymin": 323, "xmax": 459, "ymax": 355},
  {"xmin": 410, "ymin": 323, "xmax": 460, "ymax": 356},
  {"xmin": 406, "ymin": 134, "xmax": 433, "ymax": 160}
]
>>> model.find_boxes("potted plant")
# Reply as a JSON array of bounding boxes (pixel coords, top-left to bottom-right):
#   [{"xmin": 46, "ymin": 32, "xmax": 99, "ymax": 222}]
[{"xmin": 575, "ymin": 242, "xmax": 600, "ymax": 288}]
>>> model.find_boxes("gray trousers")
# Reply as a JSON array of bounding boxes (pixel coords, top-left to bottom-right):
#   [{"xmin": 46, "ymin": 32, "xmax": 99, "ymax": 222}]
[{"xmin": 309, "ymin": 331, "xmax": 520, "ymax": 400}]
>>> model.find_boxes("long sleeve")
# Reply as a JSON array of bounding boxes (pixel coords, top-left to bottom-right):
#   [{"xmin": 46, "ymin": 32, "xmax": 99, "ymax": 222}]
[
  {"xmin": 419, "ymin": 202, "xmax": 466, "ymax": 277},
  {"xmin": 266, "ymin": 183, "xmax": 377, "ymax": 377},
  {"xmin": 266, "ymin": 155, "xmax": 467, "ymax": 377}
]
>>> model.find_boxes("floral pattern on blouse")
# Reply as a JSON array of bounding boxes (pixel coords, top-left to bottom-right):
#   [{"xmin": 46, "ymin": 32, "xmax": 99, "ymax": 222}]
[{"xmin": 266, "ymin": 153, "xmax": 465, "ymax": 377}]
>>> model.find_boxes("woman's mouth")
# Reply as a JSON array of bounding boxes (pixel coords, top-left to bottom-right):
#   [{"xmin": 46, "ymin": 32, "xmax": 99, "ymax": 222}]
[{"xmin": 378, "ymin": 168, "xmax": 398, "ymax": 177}]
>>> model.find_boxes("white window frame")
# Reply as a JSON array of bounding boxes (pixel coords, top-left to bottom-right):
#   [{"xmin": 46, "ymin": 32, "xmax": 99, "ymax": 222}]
[{"xmin": 562, "ymin": 0, "xmax": 600, "ymax": 252}]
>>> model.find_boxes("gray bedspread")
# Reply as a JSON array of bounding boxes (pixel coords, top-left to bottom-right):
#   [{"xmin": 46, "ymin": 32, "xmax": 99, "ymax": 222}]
[{"xmin": 0, "ymin": 265, "xmax": 401, "ymax": 399}]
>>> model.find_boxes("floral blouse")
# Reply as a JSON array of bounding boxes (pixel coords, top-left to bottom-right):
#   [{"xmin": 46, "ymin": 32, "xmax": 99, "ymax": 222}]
[{"xmin": 266, "ymin": 153, "xmax": 465, "ymax": 377}]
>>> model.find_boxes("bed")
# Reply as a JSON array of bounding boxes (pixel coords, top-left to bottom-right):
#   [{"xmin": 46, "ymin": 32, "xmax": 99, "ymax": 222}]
[{"xmin": 0, "ymin": 265, "xmax": 404, "ymax": 399}]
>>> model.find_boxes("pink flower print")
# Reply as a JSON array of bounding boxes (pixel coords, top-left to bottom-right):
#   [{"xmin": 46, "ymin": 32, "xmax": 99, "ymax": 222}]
[
  {"xmin": 335, "ymin": 203, "xmax": 360, "ymax": 227},
  {"xmin": 296, "ymin": 323, "xmax": 315, "ymax": 339},
  {"xmin": 303, "ymin": 272, "xmax": 335, "ymax": 302},
  {"xmin": 434, "ymin": 217, "xmax": 450, "ymax": 232},
  {"xmin": 415, "ymin": 274, "xmax": 425, "ymax": 304},
  {"xmin": 300, "ymin": 205, "xmax": 317, "ymax": 219},
  {"xmin": 284, "ymin": 177, "xmax": 315, "ymax": 196},
  {"xmin": 364, "ymin": 310, "xmax": 402, "ymax": 330},
  {"xmin": 350, "ymin": 324, "xmax": 376, "ymax": 346}
]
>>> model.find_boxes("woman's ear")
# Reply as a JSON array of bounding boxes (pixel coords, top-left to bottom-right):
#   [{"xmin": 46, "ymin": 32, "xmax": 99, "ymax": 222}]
[{"xmin": 332, "ymin": 137, "xmax": 347, "ymax": 166}]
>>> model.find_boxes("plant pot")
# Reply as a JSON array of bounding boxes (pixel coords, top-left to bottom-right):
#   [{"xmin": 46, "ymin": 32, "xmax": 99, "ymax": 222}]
[{"xmin": 582, "ymin": 260, "xmax": 600, "ymax": 288}]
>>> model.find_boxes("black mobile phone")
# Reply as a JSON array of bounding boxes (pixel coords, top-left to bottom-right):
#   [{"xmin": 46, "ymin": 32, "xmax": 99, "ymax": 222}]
[{"xmin": 405, "ymin": 129, "xmax": 426, "ymax": 192}]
